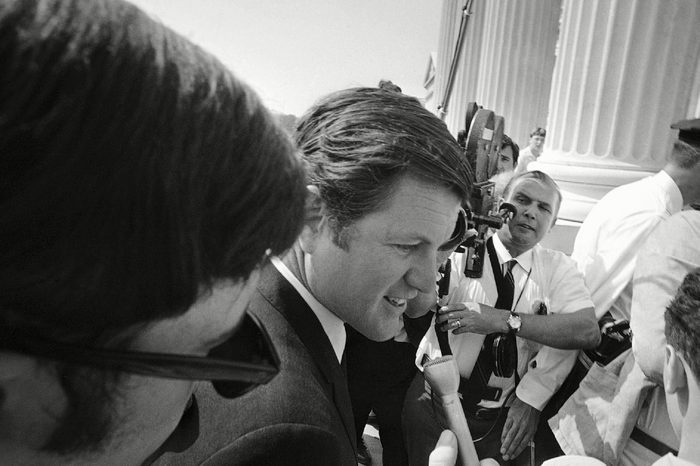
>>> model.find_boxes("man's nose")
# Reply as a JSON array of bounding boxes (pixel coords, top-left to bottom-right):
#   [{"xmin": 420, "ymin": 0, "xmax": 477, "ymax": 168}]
[
  {"xmin": 405, "ymin": 251, "xmax": 436, "ymax": 294},
  {"xmin": 523, "ymin": 204, "xmax": 537, "ymax": 219}
]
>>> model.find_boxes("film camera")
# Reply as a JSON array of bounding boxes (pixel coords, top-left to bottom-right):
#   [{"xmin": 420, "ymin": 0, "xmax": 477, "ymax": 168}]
[
  {"xmin": 435, "ymin": 103, "xmax": 517, "ymax": 380},
  {"xmin": 456, "ymin": 102, "xmax": 516, "ymax": 278}
]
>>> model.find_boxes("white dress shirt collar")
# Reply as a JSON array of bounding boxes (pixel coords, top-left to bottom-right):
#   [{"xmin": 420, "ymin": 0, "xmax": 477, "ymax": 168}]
[
  {"xmin": 493, "ymin": 231, "xmax": 534, "ymax": 273},
  {"xmin": 271, "ymin": 256, "xmax": 346, "ymax": 363},
  {"xmin": 656, "ymin": 170, "xmax": 684, "ymax": 215}
]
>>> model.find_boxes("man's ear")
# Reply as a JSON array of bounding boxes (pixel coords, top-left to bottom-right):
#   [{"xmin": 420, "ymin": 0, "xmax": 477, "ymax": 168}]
[
  {"xmin": 664, "ymin": 344, "xmax": 688, "ymax": 395},
  {"xmin": 298, "ymin": 185, "xmax": 326, "ymax": 254}
]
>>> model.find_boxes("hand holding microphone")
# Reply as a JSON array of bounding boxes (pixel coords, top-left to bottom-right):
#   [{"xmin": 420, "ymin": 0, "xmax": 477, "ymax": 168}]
[
  {"xmin": 429, "ymin": 430, "xmax": 458, "ymax": 466},
  {"xmin": 423, "ymin": 355, "xmax": 480, "ymax": 466},
  {"xmin": 428, "ymin": 429, "xmax": 501, "ymax": 466}
]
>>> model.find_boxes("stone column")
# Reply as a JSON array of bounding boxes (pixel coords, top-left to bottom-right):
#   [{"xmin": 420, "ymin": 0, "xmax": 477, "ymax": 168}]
[
  {"xmin": 534, "ymin": 0, "xmax": 700, "ymax": 231},
  {"xmin": 688, "ymin": 57, "xmax": 700, "ymax": 117},
  {"xmin": 474, "ymin": 0, "xmax": 561, "ymax": 146},
  {"xmin": 433, "ymin": 0, "xmax": 487, "ymax": 133},
  {"xmin": 433, "ymin": 0, "xmax": 561, "ymax": 145}
]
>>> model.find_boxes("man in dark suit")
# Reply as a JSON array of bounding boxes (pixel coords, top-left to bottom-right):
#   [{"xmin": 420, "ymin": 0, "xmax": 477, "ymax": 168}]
[{"xmin": 159, "ymin": 87, "xmax": 473, "ymax": 465}]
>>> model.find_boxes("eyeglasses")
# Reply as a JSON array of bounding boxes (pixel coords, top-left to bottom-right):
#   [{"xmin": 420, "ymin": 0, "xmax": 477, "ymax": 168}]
[
  {"xmin": 0, "ymin": 311, "xmax": 279, "ymax": 399},
  {"xmin": 438, "ymin": 208, "xmax": 469, "ymax": 252}
]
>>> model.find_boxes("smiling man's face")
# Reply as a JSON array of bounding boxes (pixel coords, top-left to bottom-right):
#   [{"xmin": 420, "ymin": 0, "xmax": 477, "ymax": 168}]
[
  {"xmin": 303, "ymin": 175, "xmax": 462, "ymax": 341},
  {"xmin": 497, "ymin": 177, "xmax": 558, "ymax": 257}
]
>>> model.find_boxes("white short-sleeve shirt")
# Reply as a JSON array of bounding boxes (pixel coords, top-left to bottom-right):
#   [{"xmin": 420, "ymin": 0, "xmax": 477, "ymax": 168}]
[{"xmin": 416, "ymin": 233, "xmax": 593, "ymax": 410}]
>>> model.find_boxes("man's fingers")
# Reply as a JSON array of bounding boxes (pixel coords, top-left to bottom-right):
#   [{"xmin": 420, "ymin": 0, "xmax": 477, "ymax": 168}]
[
  {"xmin": 437, "ymin": 303, "xmax": 467, "ymax": 315},
  {"xmin": 435, "ymin": 312, "xmax": 458, "ymax": 324},
  {"xmin": 500, "ymin": 411, "xmax": 530, "ymax": 460},
  {"xmin": 505, "ymin": 431, "xmax": 528, "ymax": 460},
  {"xmin": 503, "ymin": 424, "xmax": 535, "ymax": 460},
  {"xmin": 501, "ymin": 424, "xmax": 523, "ymax": 459},
  {"xmin": 500, "ymin": 414, "xmax": 515, "ymax": 446}
]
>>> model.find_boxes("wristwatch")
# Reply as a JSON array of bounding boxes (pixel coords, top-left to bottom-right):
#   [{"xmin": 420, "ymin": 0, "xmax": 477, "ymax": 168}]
[{"xmin": 506, "ymin": 311, "xmax": 522, "ymax": 334}]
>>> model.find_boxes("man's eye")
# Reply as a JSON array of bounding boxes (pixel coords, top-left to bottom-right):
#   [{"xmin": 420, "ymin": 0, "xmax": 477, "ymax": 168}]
[{"xmin": 394, "ymin": 244, "xmax": 417, "ymax": 254}]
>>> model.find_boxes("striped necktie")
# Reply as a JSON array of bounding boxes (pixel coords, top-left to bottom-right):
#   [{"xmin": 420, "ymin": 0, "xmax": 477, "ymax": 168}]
[{"xmin": 496, "ymin": 259, "xmax": 516, "ymax": 311}]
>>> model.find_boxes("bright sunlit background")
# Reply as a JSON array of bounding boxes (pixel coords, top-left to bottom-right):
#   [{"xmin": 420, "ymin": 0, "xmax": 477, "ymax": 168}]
[{"xmin": 130, "ymin": 0, "xmax": 442, "ymax": 116}]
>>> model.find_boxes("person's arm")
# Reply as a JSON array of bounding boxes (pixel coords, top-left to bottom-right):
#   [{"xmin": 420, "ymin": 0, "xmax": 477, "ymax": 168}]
[
  {"xmin": 435, "ymin": 304, "xmax": 599, "ymax": 349},
  {"xmin": 511, "ymin": 253, "xmax": 594, "ymax": 411},
  {"xmin": 572, "ymin": 208, "xmax": 666, "ymax": 320},
  {"xmin": 437, "ymin": 249, "xmax": 599, "ymax": 349},
  {"xmin": 631, "ymin": 213, "xmax": 700, "ymax": 384}
]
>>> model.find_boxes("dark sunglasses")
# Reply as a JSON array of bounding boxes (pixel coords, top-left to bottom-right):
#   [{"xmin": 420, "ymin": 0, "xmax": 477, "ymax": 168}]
[
  {"xmin": 438, "ymin": 208, "xmax": 469, "ymax": 252},
  {"xmin": 0, "ymin": 311, "xmax": 279, "ymax": 399}
]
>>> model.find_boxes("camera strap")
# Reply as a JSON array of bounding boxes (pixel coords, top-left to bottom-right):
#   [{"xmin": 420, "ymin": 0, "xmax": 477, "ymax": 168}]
[{"xmin": 458, "ymin": 236, "xmax": 517, "ymax": 406}]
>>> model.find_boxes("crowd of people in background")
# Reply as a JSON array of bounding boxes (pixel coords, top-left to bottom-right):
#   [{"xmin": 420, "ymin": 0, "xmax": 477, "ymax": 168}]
[{"xmin": 1, "ymin": 1, "xmax": 699, "ymax": 466}]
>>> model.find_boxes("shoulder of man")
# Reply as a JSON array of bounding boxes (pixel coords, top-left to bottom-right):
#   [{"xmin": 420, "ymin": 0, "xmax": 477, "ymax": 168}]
[
  {"xmin": 161, "ymin": 291, "xmax": 350, "ymax": 464},
  {"xmin": 531, "ymin": 244, "xmax": 595, "ymax": 313},
  {"xmin": 588, "ymin": 172, "xmax": 662, "ymax": 215},
  {"xmin": 531, "ymin": 243, "xmax": 586, "ymax": 284}
]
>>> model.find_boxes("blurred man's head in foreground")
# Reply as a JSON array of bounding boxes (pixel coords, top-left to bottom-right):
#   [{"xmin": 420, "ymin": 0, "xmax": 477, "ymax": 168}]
[{"xmin": 0, "ymin": 0, "xmax": 306, "ymax": 463}]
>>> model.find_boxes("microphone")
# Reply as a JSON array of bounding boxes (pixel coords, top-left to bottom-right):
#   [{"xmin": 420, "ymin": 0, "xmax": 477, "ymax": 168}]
[
  {"xmin": 429, "ymin": 430, "xmax": 458, "ymax": 466},
  {"xmin": 497, "ymin": 202, "xmax": 516, "ymax": 224},
  {"xmin": 423, "ymin": 356, "xmax": 480, "ymax": 466}
]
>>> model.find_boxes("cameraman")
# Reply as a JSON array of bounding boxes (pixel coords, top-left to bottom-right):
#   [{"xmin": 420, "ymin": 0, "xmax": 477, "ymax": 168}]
[{"xmin": 403, "ymin": 171, "xmax": 599, "ymax": 465}]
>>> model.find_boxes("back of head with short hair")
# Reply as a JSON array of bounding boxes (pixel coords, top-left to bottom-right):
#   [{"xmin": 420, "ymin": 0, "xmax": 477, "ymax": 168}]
[
  {"xmin": 669, "ymin": 139, "xmax": 700, "ymax": 169},
  {"xmin": 665, "ymin": 267, "xmax": 700, "ymax": 381},
  {"xmin": 0, "ymin": 0, "xmax": 306, "ymax": 344},
  {"xmin": 295, "ymin": 87, "xmax": 472, "ymax": 238},
  {"xmin": 530, "ymin": 127, "xmax": 547, "ymax": 138}
]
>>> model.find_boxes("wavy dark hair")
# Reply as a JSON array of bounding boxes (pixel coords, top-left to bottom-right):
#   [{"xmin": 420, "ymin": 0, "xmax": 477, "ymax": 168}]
[
  {"xmin": 0, "ymin": 0, "xmax": 306, "ymax": 455},
  {"xmin": 295, "ymin": 87, "xmax": 472, "ymax": 246},
  {"xmin": 0, "ymin": 0, "xmax": 305, "ymax": 355},
  {"xmin": 501, "ymin": 134, "xmax": 520, "ymax": 166}
]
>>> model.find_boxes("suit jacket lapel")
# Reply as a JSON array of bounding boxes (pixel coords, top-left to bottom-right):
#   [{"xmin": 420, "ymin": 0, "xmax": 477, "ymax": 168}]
[{"xmin": 257, "ymin": 265, "xmax": 357, "ymax": 452}]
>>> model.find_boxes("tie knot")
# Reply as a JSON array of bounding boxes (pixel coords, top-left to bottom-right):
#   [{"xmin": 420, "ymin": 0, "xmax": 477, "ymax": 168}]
[{"xmin": 504, "ymin": 260, "xmax": 517, "ymax": 276}]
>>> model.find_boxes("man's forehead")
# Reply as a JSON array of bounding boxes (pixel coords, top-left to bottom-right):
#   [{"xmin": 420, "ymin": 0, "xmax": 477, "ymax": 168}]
[
  {"xmin": 508, "ymin": 178, "xmax": 556, "ymax": 200},
  {"xmin": 375, "ymin": 179, "xmax": 462, "ymax": 239}
]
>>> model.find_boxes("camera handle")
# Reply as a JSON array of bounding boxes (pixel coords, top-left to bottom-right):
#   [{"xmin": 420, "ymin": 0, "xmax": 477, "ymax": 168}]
[{"xmin": 436, "ymin": 258, "xmax": 453, "ymax": 356}]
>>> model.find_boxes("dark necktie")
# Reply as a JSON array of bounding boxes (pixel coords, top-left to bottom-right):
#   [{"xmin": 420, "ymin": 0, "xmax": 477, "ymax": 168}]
[
  {"xmin": 495, "ymin": 259, "xmax": 516, "ymax": 311},
  {"xmin": 340, "ymin": 348, "xmax": 348, "ymax": 378}
]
